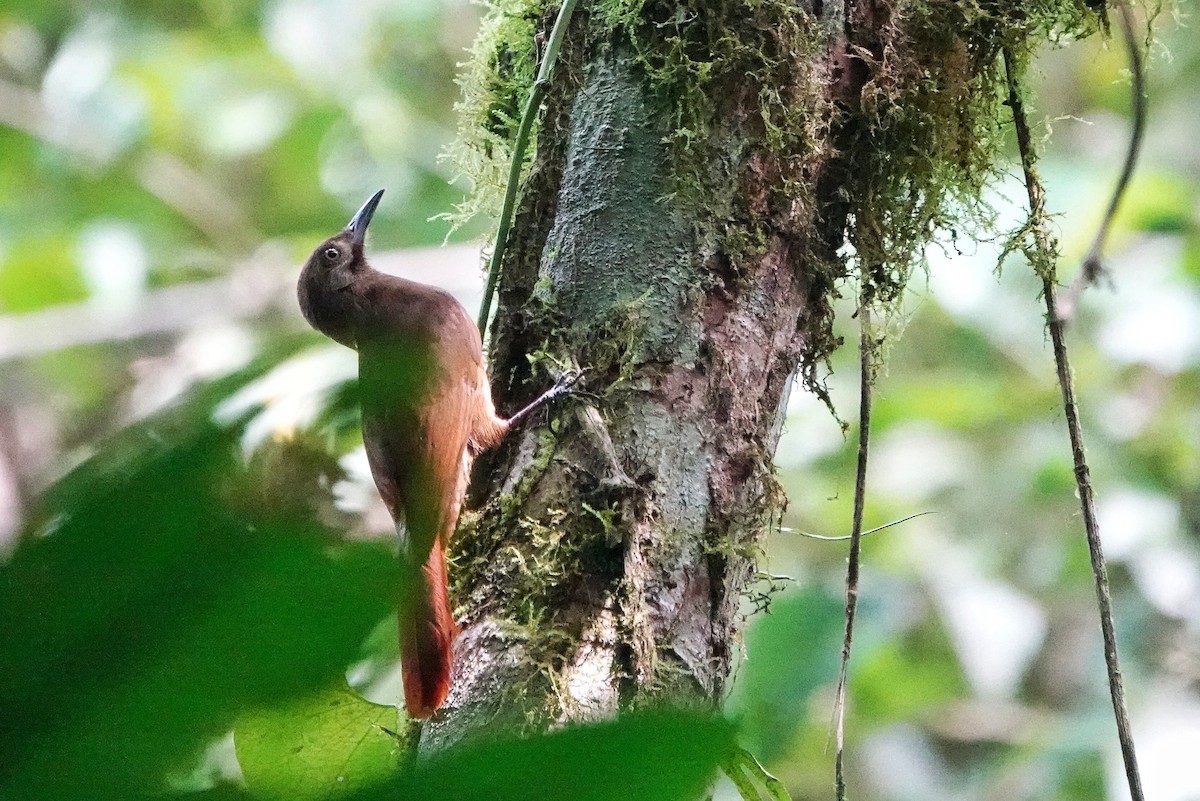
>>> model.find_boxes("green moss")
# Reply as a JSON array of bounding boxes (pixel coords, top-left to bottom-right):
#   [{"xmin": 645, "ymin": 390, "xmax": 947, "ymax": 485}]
[
  {"xmin": 450, "ymin": 491, "xmax": 623, "ymax": 724},
  {"xmin": 506, "ymin": 622, "xmax": 590, "ymax": 726},
  {"xmin": 450, "ymin": 427, "xmax": 560, "ymax": 607},
  {"xmin": 454, "ymin": 504, "xmax": 616, "ymax": 619},
  {"xmin": 442, "ymin": 0, "xmax": 546, "ymax": 228},
  {"xmin": 579, "ymin": 292, "xmax": 651, "ymax": 390},
  {"xmin": 596, "ymin": 0, "xmax": 824, "ymax": 198},
  {"xmin": 639, "ymin": 646, "xmax": 707, "ymax": 702},
  {"xmin": 446, "ymin": 0, "xmax": 1164, "ymax": 373},
  {"xmin": 581, "ymin": 501, "xmax": 620, "ymax": 543},
  {"xmin": 450, "ymin": 421, "xmax": 620, "ymax": 625}
]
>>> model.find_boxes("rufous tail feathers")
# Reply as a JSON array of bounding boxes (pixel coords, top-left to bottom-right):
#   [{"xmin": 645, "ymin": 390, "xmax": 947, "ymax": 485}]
[{"xmin": 398, "ymin": 539, "xmax": 457, "ymax": 718}]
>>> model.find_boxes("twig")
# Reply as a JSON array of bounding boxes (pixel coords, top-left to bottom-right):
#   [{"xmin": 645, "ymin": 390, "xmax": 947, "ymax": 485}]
[
  {"xmin": 1003, "ymin": 46, "xmax": 1145, "ymax": 801},
  {"xmin": 1058, "ymin": 0, "xmax": 1146, "ymax": 319},
  {"xmin": 476, "ymin": 0, "xmax": 580, "ymax": 334},
  {"xmin": 833, "ymin": 299, "xmax": 874, "ymax": 801},
  {"xmin": 787, "ymin": 511, "xmax": 932, "ymax": 541}
]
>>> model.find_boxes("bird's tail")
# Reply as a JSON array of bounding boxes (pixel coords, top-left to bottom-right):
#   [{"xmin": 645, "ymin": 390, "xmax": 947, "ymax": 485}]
[{"xmin": 398, "ymin": 539, "xmax": 457, "ymax": 719}]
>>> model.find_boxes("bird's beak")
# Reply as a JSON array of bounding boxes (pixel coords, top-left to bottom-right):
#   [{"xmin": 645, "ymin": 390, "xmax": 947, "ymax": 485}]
[{"xmin": 345, "ymin": 189, "xmax": 385, "ymax": 247}]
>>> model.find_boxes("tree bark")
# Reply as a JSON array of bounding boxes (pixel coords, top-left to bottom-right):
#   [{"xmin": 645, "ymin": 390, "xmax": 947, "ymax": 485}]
[
  {"xmin": 421, "ymin": 2, "xmax": 850, "ymax": 753},
  {"xmin": 421, "ymin": 0, "xmax": 1104, "ymax": 752}
]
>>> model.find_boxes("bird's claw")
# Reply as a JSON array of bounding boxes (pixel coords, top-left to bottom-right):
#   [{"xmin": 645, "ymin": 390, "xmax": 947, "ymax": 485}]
[{"xmin": 551, "ymin": 367, "xmax": 586, "ymax": 396}]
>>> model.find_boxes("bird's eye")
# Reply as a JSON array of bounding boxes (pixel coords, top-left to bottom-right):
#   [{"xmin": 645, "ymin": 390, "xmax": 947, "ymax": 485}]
[{"xmin": 323, "ymin": 247, "xmax": 339, "ymax": 261}]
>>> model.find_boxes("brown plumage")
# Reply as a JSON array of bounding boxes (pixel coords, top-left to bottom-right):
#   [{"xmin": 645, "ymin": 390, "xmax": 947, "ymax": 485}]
[{"xmin": 298, "ymin": 190, "xmax": 574, "ymax": 718}]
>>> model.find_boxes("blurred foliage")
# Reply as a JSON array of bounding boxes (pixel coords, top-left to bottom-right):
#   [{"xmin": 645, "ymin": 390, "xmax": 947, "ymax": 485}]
[
  {"xmin": 0, "ymin": 2, "xmax": 1198, "ymax": 801},
  {"xmin": 0, "ymin": 355, "xmax": 397, "ymax": 799},
  {"xmin": 356, "ymin": 709, "xmax": 734, "ymax": 801},
  {"xmin": 234, "ymin": 681, "xmax": 409, "ymax": 801}
]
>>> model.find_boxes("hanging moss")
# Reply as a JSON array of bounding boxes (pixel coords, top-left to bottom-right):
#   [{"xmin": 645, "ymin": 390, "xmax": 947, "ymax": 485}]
[
  {"xmin": 446, "ymin": 0, "xmax": 1166, "ymax": 365},
  {"xmin": 594, "ymin": 0, "xmax": 825, "ymax": 198},
  {"xmin": 442, "ymin": 0, "xmax": 547, "ymax": 228}
]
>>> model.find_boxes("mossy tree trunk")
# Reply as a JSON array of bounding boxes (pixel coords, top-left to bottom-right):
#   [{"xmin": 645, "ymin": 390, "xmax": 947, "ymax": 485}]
[{"xmin": 424, "ymin": 0, "xmax": 1110, "ymax": 752}]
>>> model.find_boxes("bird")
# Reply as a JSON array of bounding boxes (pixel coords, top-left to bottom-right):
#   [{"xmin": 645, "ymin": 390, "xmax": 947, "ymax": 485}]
[{"xmin": 298, "ymin": 189, "xmax": 576, "ymax": 718}]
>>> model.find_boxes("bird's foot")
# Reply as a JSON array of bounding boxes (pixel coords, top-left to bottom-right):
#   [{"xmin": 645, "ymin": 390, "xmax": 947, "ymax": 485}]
[
  {"xmin": 504, "ymin": 366, "xmax": 588, "ymax": 429},
  {"xmin": 548, "ymin": 366, "xmax": 586, "ymax": 398}
]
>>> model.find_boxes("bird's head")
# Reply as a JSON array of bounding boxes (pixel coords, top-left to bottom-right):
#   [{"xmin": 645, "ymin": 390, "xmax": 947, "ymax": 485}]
[
  {"xmin": 303, "ymin": 188, "xmax": 383, "ymax": 288},
  {"xmin": 297, "ymin": 188, "xmax": 384, "ymax": 344}
]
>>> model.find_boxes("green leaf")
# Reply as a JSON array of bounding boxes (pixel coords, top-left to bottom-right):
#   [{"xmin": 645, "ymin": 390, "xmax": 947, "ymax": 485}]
[
  {"xmin": 349, "ymin": 709, "xmax": 734, "ymax": 801},
  {"xmin": 236, "ymin": 682, "xmax": 405, "ymax": 801}
]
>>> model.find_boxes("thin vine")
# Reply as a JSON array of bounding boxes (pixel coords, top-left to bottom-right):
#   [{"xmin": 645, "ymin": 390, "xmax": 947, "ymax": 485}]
[
  {"xmin": 1003, "ymin": 45, "xmax": 1146, "ymax": 801},
  {"xmin": 790, "ymin": 511, "xmax": 932, "ymax": 542},
  {"xmin": 1059, "ymin": 0, "xmax": 1147, "ymax": 319},
  {"xmin": 477, "ymin": 0, "xmax": 581, "ymax": 334},
  {"xmin": 833, "ymin": 297, "xmax": 876, "ymax": 801}
]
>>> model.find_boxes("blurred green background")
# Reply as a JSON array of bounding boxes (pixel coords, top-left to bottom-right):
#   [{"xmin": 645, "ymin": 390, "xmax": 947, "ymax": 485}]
[{"xmin": 0, "ymin": 2, "xmax": 1196, "ymax": 800}]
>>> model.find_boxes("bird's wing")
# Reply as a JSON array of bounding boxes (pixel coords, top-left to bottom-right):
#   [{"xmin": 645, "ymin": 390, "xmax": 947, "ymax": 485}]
[
  {"xmin": 411, "ymin": 363, "xmax": 477, "ymax": 549},
  {"xmin": 358, "ymin": 297, "xmax": 483, "ymax": 560}
]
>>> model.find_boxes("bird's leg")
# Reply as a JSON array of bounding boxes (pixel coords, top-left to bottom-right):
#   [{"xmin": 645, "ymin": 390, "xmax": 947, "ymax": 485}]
[{"xmin": 504, "ymin": 368, "xmax": 584, "ymax": 429}]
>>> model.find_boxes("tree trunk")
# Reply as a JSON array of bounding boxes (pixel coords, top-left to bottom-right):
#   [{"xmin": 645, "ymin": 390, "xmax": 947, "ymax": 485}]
[
  {"xmin": 421, "ymin": 2, "xmax": 836, "ymax": 752},
  {"xmin": 422, "ymin": 0, "xmax": 1106, "ymax": 752}
]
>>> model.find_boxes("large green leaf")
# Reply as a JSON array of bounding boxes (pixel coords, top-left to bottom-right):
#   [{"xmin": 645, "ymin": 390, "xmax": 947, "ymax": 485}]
[
  {"xmin": 239, "ymin": 703, "xmax": 732, "ymax": 801},
  {"xmin": 236, "ymin": 682, "xmax": 404, "ymax": 801}
]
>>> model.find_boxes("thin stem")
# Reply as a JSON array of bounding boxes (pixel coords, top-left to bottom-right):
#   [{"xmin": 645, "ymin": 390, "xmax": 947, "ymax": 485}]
[
  {"xmin": 1003, "ymin": 46, "xmax": 1145, "ymax": 801},
  {"xmin": 791, "ymin": 511, "xmax": 932, "ymax": 542},
  {"xmin": 477, "ymin": 0, "xmax": 580, "ymax": 334},
  {"xmin": 834, "ymin": 300, "xmax": 873, "ymax": 801},
  {"xmin": 1061, "ymin": 0, "xmax": 1146, "ymax": 317}
]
